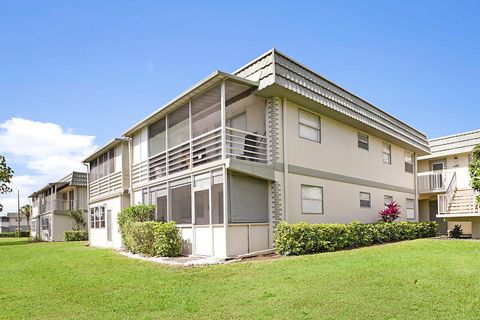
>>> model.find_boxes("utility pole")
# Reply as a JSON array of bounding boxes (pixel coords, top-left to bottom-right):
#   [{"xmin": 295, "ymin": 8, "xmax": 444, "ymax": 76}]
[{"xmin": 17, "ymin": 189, "xmax": 20, "ymax": 237}]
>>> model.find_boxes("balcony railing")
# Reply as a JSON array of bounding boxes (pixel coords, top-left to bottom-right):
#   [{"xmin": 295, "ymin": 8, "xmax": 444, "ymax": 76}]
[
  {"xmin": 418, "ymin": 169, "xmax": 453, "ymax": 193},
  {"xmin": 89, "ymin": 171, "xmax": 123, "ymax": 199},
  {"xmin": 39, "ymin": 199, "xmax": 85, "ymax": 214},
  {"xmin": 132, "ymin": 127, "xmax": 267, "ymax": 186},
  {"xmin": 438, "ymin": 172, "xmax": 457, "ymax": 213}
]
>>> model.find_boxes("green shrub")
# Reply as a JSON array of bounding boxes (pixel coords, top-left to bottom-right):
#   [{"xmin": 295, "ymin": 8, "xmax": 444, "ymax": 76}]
[
  {"xmin": 0, "ymin": 231, "xmax": 30, "ymax": 238},
  {"xmin": 118, "ymin": 204, "xmax": 155, "ymax": 232},
  {"xmin": 123, "ymin": 221, "xmax": 182, "ymax": 257},
  {"xmin": 64, "ymin": 230, "xmax": 88, "ymax": 241},
  {"xmin": 448, "ymin": 224, "xmax": 463, "ymax": 238},
  {"xmin": 118, "ymin": 204, "xmax": 155, "ymax": 250},
  {"xmin": 274, "ymin": 221, "xmax": 438, "ymax": 255}
]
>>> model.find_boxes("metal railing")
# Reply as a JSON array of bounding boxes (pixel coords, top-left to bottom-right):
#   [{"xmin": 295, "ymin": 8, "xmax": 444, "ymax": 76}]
[
  {"xmin": 438, "ymin": 172, "xmax": 457, "ymax": 213},
  {"xmin": 131, "ymin": 126, "xmax": 267, "ymax": 186}
]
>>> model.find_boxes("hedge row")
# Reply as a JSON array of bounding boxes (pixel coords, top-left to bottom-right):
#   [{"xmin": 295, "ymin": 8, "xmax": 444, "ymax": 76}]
[
  {"xmin": 0, "ymin": 231, "xmax": 30, "ymax": 238},
  {"xmin": 274, "ymin": 221, "xmax": 438, "ymax": 255},
  {"xmin": 65, "ymin": 230, "xmax": 89, "ymax": 241},
  {"xmin": 118, "ymin": 204, "xmax": 182, "ymax": 257}
]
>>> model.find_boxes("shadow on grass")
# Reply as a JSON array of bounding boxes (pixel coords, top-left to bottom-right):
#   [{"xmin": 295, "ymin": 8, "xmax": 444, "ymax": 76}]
[{"xmin": 0, "ymin": 240, "xmax": 32, "ymax": 246}]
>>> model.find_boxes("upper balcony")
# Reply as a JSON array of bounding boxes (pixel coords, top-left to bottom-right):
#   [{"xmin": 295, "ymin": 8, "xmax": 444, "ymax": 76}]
[
  {"xmin": 39, "ymin": 199, "xmax": 87, "ymax": 214},
  {"xmin": 130, "ymin": 79, "xmax": 268, "ymax": 188},
  {"xmin": 418, "ymin": 167, "xmax": 470, "ymax": 194}
]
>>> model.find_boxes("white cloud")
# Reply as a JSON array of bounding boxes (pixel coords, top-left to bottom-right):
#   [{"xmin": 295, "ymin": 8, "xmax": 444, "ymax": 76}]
[
  {"xmin": 145, "ymin": 61, "xmax": 155, "ymax": 72},
  {"xmin": 0, "ymin": 117, "xmax": 97, "ymax": 213}
]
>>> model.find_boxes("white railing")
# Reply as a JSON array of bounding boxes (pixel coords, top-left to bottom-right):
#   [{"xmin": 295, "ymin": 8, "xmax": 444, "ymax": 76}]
[
  {"xmin": 40, "ymin": 199, "xmax": 86, "ymax": 213},
  {"xmin": 89, "ymin": 171, "xmax": 123, "ymax": 199},
  {"xmin": 418, "ymin": 170, "xmax": 448, "ymax": 193},
  {"xmin": 438, "ymin": 172, "xmax": 457, "ymax": 213},
  {"xmin": 131, "ymin": 126, "xmax": 267, "ymax": 186}
]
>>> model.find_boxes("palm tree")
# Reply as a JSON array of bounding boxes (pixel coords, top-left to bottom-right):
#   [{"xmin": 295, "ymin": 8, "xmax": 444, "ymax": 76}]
[{"xmin": 20, "ymin": 204, "xmax": 32, "ymax": 230}]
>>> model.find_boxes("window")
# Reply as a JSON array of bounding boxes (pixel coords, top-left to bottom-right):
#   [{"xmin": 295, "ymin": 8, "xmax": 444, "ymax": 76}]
[
  {"xmin": 41, "ymin": 217, "xmax": 49, "ymax": 230},
  {"xmin": 299, "ymin": 109, "xmax": 321, "ymax": 142},
  {"xmin": 194, "ymin": 189, "xmax": 209, "ymax": 225},
  {"xmin": 89, "ymin": 149, "xmax": 115, "ymax": 182},
  {"xmin": 90, "ymin": 206, "xmax": 106, "ymax": 228},
  {"xmin": 171, "ymin": 184, "xmax": 192, "ymax": 224},
  {"xmin": 155, "ymin": 196, "xmax": 167, "ymax": 222},
  {"xmin": 405, "ymin": 152, "xmax": 414, "ymax": 173},
  {"xmin": 382, "ymin": 143, "xmax": 391, "ymax": 164},
  {"xmin": 301, "ymin": 185, "xmax": 324, "ymax": 214},
  {"xmin": 384, "ymin": 195, "xmax": 393, "ymax": 206},
  {"xmin": 406, "ymin": 199, "xmax": 415, "ymax": 219},
  {"xmin": 360, "ymin": 192, "xmax": 371, "ymax": 208},
  {"xmin": 358, "ymin": 132, "xmax": 369, "ymax": 150},
  {"xmin": 211, "ymin": 182, "xmax": 224, "ymax": 224}
]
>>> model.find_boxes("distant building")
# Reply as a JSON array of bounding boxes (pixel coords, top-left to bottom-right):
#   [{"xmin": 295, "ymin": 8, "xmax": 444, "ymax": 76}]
[
  {"xmin": 29, "ymin": 171, "xmax": 88, "ymax": 241},
  {"xmin": 0, "ymin": 212, "xmax": 29, "ymax": 233}
]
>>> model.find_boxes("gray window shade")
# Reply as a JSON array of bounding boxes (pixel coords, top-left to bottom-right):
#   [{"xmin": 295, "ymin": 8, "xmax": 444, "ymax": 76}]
[{"xmin": 228, "ymin": 173, "xmax": 268, "ymax": 223}]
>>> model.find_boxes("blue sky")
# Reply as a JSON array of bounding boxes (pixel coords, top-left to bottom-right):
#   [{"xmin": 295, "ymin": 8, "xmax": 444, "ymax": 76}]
[{"xmin": 0, "ymin": 0, "xmax": 479, "ymax": 211}]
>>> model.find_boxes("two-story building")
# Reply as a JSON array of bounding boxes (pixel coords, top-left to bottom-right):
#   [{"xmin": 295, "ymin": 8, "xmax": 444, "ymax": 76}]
[
  {"xmin": 0, "ymin": 212, "xmax": 29, "ymax": 233},
  {"xmin": 84, "ymin": 49, "xmax": 431, "ymax": 258},
  {"xmin": 82, "ymin": 139, "xmax": 130, "ymax": 248},
  {"xmin": 29, "ymin": 171, "xmax": 88, "ymax": 241},
  {"xmin": 418, "ymin": 130, "xmax": 480, "ymax": 236}
]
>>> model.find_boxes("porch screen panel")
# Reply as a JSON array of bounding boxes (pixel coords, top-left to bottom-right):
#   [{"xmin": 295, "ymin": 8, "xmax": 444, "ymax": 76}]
[
  {"xmin": 194, "ymin": 189, "xmax": 209, "ymax": 225},
  {"xmin": 171, "ymin": 184, "xmax": 192, "ymax": 224},
  {"xmin": 168, "ymin": 104, "xmax": 190, "ymax": 148},
  {"xmin": 148, "ymin": 117, "xmax": 166, "ymax": 157},
  {"xmin": 228, "ymin": 173, "xmax": 268, "ymax": 223},
  {"xmin": 192, "ymin": 85, "xmax": 221, "ymax": 138}
]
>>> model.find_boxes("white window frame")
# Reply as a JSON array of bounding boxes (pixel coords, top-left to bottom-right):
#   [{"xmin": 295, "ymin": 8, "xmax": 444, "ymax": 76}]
[
  {"xmin": 301, "ymin": 185, "xmax": 324, "ymax": 214},
  {"xmin": 384, "ymin": 195, "xmax": 393, "ymax": 206},
  {"xmin": 360, "ymin": 192, "xmax": 371, "ymax": 208},
  {"xmin": 382, "ymin": 143, "xmax": 392, "ymax": 164},
  {"xmin": 404, "ymin": 152, "xmax": 414, "ymax": 173},
  {"xmin": 298, "ymin": 109, "xmax": 321, "ymax": 143},
  {"xmin": 90, "ymin": 206, "xmax": 106, "ymax": 229},
  {"xmin": 406, "ymin": 198, "xmax": 415, "ymax": 220},
  {"xmin": 358, "ymin": 132, "xmax": 369, "ymax": 151}
]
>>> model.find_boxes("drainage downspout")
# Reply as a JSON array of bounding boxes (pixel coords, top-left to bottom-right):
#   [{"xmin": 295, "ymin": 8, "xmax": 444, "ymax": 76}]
[{"xmin": 127, "ymin": 137, "xmax": 133, "ymax": 206}]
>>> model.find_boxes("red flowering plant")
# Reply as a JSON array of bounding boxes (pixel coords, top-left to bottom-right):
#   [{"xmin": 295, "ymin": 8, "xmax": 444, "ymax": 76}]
[{"xmin": 378, "ymin": 201, "xmax": 401, "ymax": 222}]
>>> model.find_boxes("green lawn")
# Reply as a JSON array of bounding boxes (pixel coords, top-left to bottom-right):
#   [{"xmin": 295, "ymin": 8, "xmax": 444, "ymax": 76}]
[{"xmin": 1, "ymin": 238, "xmax": 480, "ymax": 319}]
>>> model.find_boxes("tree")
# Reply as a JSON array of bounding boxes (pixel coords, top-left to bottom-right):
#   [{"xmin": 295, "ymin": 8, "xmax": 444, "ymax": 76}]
[
  {"xmin": 469, "ymin": 144, "xmax": 480, "ymax": 204},
  {"xmin": 20, "ymin": 204, "xmax": 32, "ymax": 230},
  {"xmin": 0, "ymin": 155, "xmax": 14, "ymax": 213},
  {"xmin": 68, "ymin": 209, "xmax": 86, "ymax": 231}
]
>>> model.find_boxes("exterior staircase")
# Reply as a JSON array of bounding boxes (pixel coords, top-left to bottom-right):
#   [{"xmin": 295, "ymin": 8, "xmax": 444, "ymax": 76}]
[{"xmin": 446, "ymin": 188, "xmax": 478, "ymax": 215}]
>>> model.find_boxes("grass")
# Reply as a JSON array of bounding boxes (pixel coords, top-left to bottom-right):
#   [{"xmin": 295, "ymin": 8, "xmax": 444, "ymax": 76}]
[{"xmin": 1, "ymin": 238, "xmax": 480, "ymax": 319}]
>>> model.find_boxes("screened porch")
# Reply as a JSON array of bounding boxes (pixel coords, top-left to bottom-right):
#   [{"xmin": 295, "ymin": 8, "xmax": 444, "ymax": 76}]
[{"xmin": 131, "ymin": 79, "xmax": 268, "ymax": 188}]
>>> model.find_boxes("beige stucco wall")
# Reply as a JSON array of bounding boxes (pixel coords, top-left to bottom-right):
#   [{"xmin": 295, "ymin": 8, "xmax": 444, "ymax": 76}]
[
  {"xmin": 281, "ymin": 100, "xmax": 417, "ymax": 224},
  {"xmin": 286, "ymin": 173, "xmax": 415, "ymax": 224},
  {"xmin": 418, "ymin": 152, "xmax": 471, "ymax": 189},
  {"xmin": 284, "ymin": 101, "xmax": 416, "ymax": 191}
]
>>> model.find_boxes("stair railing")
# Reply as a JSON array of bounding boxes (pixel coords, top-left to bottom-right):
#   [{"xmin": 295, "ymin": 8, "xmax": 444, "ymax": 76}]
[{"xmin": 438, "ymin": 172, "xmax": 457, "ymax": 214}]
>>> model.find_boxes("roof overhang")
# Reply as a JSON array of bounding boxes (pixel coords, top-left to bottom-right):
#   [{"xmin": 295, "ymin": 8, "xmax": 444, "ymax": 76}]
[
  {"xmin": 28, "ymin": 182, "xmax": 67, "ymax": 198},
  {"xmin": 82, "ymin": 138, "xmax": 127, "ymax": 163},
  {"xmin": 123, "ymin": 71, "xmax": 258, "ymax": 137},
  {"xmin": 255, "ymin": 83, "xmax": 431, "ymax": 156}
]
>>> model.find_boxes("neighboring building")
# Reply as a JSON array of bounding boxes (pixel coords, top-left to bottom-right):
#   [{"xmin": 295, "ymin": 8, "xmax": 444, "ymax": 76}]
[
  {"xmin": 85, "ymin": 48, "xmax": 430, "ymax": 258},
  {"xmin": 29, "ymin": 172, "xmax": 88, "ymax": 241},
  {"xmin": 0, "ymin": 212, "xmax": 29, "ymax": 233},
  {"xmin": 418, "ymin": 130, "xmax": 480, "ymax": 236},
  {"xmin": 82, "ymin": 139, "xmax": 130, "ymax": 249}
]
